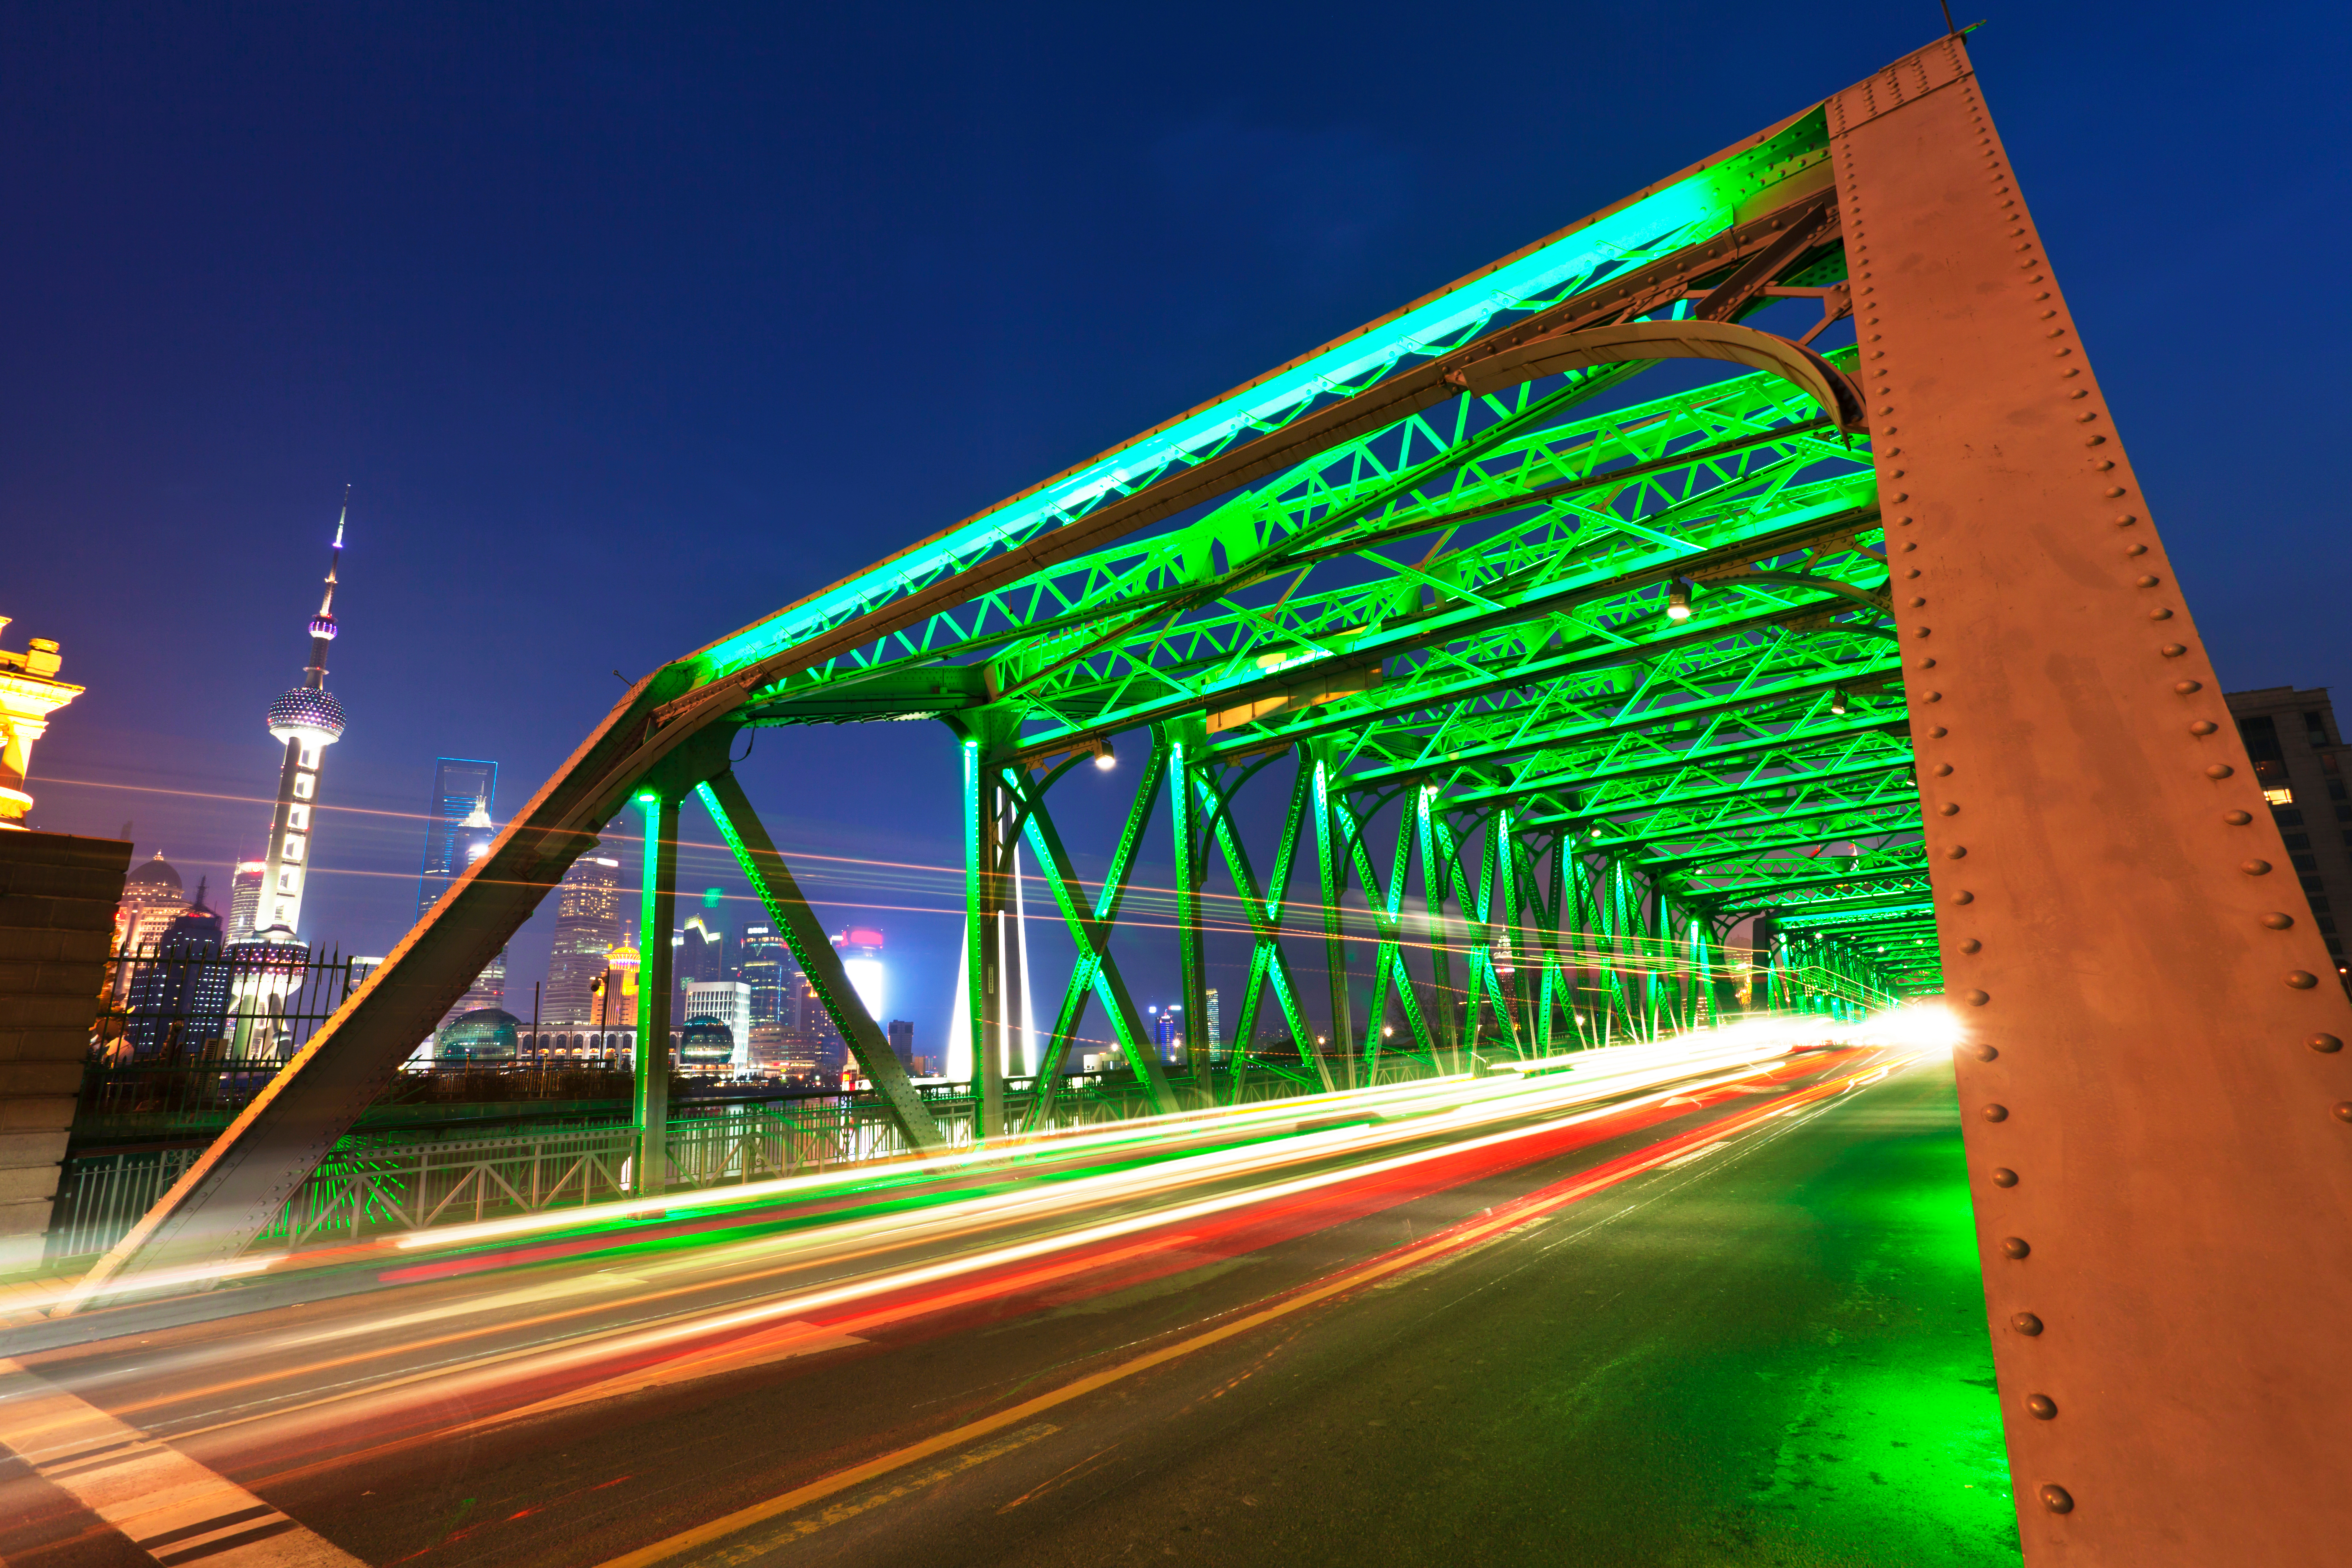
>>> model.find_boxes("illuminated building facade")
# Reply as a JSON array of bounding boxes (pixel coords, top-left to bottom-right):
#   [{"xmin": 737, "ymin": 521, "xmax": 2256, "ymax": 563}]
[
  {"xmin": 415, "ymin": 758, "xmax": 498, "ymax": 921},
  {"xmin": 226, "ymin": 859, "xmax": 265, "ymax": 942},
  {"xmin": 255, "ymin": 508, "xmax": 350, "ymax": 942},
  {"xmin": 545, "ymin": 846, "xmax": 623, "ymax": 1023},
  {"xmin": 0, "ymin": 616, "xmax": 83, "ymax": 829},
  {"xmin": 738, "ymin": 923, "xmax": 795, "ymax": 1027},
  {"xmin": 124, "ymin": 887, "xmax": 230, "ymax": 1058},
  {"xmin": 2228, "ymin": 685, "xmax": 2352, "ymax": 972},
  {"xmin": 681, "ymin": 979, "xmax": 750, "ymax": 1072},
  {"xmin": 110, "ymin": 853, "xmax": 188, "ymax": 1003}
]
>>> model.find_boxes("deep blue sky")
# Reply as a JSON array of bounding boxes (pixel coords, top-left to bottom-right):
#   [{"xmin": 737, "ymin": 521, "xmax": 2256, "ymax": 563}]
[{"xmin": 8, "ymin": 3, "xmax": 2346, "ymax": 1051}]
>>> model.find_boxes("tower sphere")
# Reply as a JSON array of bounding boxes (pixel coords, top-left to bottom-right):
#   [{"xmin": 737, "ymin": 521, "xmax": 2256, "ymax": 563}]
[
  {"xmin": 309, "ymin": 613, "xmax": 339, "ymax": 640},
  {"xmin": 267, "ymin": 686, "xmax": 346, "ymax": 746}
]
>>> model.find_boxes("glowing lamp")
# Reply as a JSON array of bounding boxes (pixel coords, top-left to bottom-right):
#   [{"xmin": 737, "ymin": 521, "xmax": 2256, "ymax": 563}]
[{"xmin": 1666, "ymin": 580, "xmax": 1693, "ymax": 620}]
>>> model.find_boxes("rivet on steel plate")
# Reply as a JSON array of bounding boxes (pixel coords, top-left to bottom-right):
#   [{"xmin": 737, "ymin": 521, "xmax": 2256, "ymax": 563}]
[
  {"xmin": 2136, "ymin": 574, "xmax": 2160, "ymax": 587},
  {"xmin": 2010, "ymin": 1311, "xmax": 2043, "ymax": 1335},
  {"xmin": 1965, "ymin": 990, "xmax": 1991, "ymax": 1007},
  {"xmin": 2127, "ymin": 543, "xmax": 2148, "ymax": 556},
  {"xmin": 1990, "ymin": 1166, "xmax": 2017, "ymax": 1185},
  {"xmin": 1919, "ymin": 656, "xmax": 1937, "ymax": 669},
  {"xmin": 2242, "ymin": 859, "xmax": 2272, "ymax": 875},
  {"xmin": 1929, "ymin": 726, "xmax": 1948, "ymax": 738},
  {"xmin": 1934, "ymin": 763, "xmax": 1953, "ymax": 776},
  {"xmin": 1914, "ymin": 627, "xmax": 1932, "ymax": 638},
  {"xmin": 2285, "ymin": 971, "xmax": 2318, "ymax": 990},
  {"xmin": 1947, "ymin": 845, "xmax": 1968, "ymax": 859},
  {"xmin": 2223, "ymin": 810, "xmax": 2251, "ymax": 825},
  {"xmin": 2160, "ymin": 643, "xmax": 2187, "ymax": 657},
  {"xmin": 1958, "ymin": 939, "xmax": 1981, "ymax": 954},
  {"xmin": 2026, "ymin": 1395, "xmax": 2058, "ymax": 1420},
  {"xmin": 1982, "ymin": 1103, "xmax": 2009, "ymax": 1122},
  {"xmin": 2262, "ymin": 912, "xmax": 2295, "ymax": 930},
  {"xmin": 2149, "ymin": 607, "xmax": 2173, "ymax": 620},
  {"xmin": 1951, "ymin": 891, "xmax": 1974, "ymax": 905},
  {"xmin": 2038, "ymin": 1485, "xmax": 2075, "ymax": 1516},
  {"xmin": 2205, "ymin": 764, "xmax": 2233, "ymax": 779},
  {"xmin": 1968, "ymin": 1042, "xmax": 1998, "ymax": 1062},
  {"xmin": 1924, "ymin": 690, "xmax": 1942, "ymax": 702},
  {"xmin": 2309, "ymin": 1034, "xmax": 2343, "ymax": 1054},
  {"xmin": 1999, "ymin": 1237, "xmax": 2031, "ymax": 1259},
  {"xmin": 2334, "ymin": 1103, "xmax": 2352, "ymax": 1124},
  {"xmin": 1909, "ymin": 596, "xmax": 1926, "ymax": 608},
  {"xmin": 2115, "ymin": 513, "xmax": 2138, "ymax": 525},
  {"xmin": 2190, "ymin": 721, "xmax": 2217, "ymax": 735},
  {"xmin": 2104, "ymin": 486, "xmax": 2126, "ymax": 497}
]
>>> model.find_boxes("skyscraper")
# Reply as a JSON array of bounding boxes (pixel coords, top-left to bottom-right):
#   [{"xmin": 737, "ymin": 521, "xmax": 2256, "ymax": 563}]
[
  {"xmin": 544, "ymin": 845, "xmax": 623, "ymax": 1024},
  {"xmin": 225, "ymin": 859, "xmax": 265, "ymax": 943},
  {"xmin": 2228, "ymin": 684, "xmax": 2352, "ymax": 975},
  {"xmin": 124, "ymin": 883, "xmax": 229, "ymax": 1058},
  {"xmin": 415, "ymin": 758, "xmax": 498, "ymax": 921},
  {"xmin": 253, "ymin": 504, "xmax": 350, "ymax": 943},
  {"xmin": 738, "ymin": 923, "xmax": 796, "ymax": 1026}
]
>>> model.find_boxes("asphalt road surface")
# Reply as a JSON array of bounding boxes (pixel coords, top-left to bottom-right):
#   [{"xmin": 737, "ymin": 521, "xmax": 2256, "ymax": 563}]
[{"xmin": 0, "ymin": 1049, "xmax": 2019, "ymax": 1568}]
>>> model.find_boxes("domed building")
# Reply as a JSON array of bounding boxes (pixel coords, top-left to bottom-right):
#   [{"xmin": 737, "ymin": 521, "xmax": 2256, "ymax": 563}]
[
  {"xmin": 436, "ymin": 1006, "xmax": 520, "ymax": 1065},
  {"xmin": 678, "ymin": 1015, "xmax": 736, "ymax": 1071},
  {"xmin": 111, "ymin": 852, "xmax": 189, "ymax": 1000}
]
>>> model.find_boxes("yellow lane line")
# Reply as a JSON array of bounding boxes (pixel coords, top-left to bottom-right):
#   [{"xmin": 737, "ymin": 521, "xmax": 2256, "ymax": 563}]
[{"xmin": 591, "ymin": 1062, "xmax": 1891, "ymax": 1568}]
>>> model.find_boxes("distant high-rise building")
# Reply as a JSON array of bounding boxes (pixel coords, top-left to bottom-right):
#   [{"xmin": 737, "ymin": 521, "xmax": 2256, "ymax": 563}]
[
  {"xmin": 415, "ymin": 758, "xmax": 498, "ymax": 921},
  {"xmin": 110, "ymin": 853, "xmax": 188, "ymax": 1002},
  {"xmin": 1206, "ymin": 987, "xmax": 1222, "ymax": 1054},
  {"xmin": 124, "ymin": 882, "xmax": 230, "ymax": 1058},
  {"xmin": 797, "ymin": 975, "xmax": 844, "ymax": 1075},
  {"xmin": 2228, "ymin": 684, "xmax": 2352, "ymax": 975},
  {"xmin": 601, "ymin": 939, "xmax": 641, "ymax": 1037},
  {"xmin": 545, "ymin": 846, "xmax": 624, "ymax": 1023},
  {"xmin": 226, "ymin": 859, "xmax": 266, "ymax": 942},
  {"xmin": 837, "ymin": 927, "xmax": 885, "ymax": 1019},
  {"xmin": 673, "ymin": 888, "xmax": 729, "ymax": 1014},
  {"xmin": 255, "ymin": 503, "xmax": 351, "ymax": 943},
  {"xmin": 887, "ymin": 1018, "xmax": 914, "ymax": 1069},
  {"xmin": 738, "ymin": 923, "xmax": 794, "ymax": 1027},
  {"xmin": 682, "ymin": 980, "xmax": 752, "ymax": 1072},
  {"xmin": 113, "ymin": 852, "xmax": 188, "ymax": 952},
  {"xmin": 416, "ymin": 772, "xmax": 506, "ymax": 1024}
]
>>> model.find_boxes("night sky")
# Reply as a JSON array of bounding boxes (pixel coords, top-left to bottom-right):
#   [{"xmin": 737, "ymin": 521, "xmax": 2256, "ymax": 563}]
[{"xmin": 8, "ymin": 3, "xmax": 2346, "ymax": 1053}]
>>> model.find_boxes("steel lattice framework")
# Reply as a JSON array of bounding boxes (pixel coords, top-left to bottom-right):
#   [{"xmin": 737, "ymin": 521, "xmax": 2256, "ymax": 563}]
[{"xmin": 76, "ymin": 34, "xmax": 2352, "ymax": 1565}]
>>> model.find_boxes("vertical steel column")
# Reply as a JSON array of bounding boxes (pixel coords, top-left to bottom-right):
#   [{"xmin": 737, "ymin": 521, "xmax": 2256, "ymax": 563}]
[
  {"xmin": 1835, "ymin": 37, "xmax": 2352, "ymax": 1559},
  {"xmin": 1415, "ymin": 789, "xmax": 1461, "ymax": 1069},
  {"xmin": 1164, "ymin": 725, "xmax": 1214, "ymax": 1102},
  {"xmin": 633, "ymin": 789, "xmax": 678, "ymax": 1196},
  {"xmin": 1310, "ymin": 748, "xmax": 1355, "ymax": 1087},
  {"xmin": 960, "ymin": 735, "xmax": 1007, "ymax": 1140}
]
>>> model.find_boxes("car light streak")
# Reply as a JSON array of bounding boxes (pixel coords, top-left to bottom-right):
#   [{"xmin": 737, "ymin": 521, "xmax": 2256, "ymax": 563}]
[
  {"xmin": 74, "ymin": 1047, "xmax": 1917, "ymax": 1451},
  {"xmin": 30, "ymin": 1021, "xmax": 1873, "ymax": 1322}
]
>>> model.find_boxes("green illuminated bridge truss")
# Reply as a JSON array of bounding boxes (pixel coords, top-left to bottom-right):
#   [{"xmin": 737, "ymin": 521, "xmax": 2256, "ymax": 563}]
[
  {"xmin": 88, "ymin": 39, "xmax": 2352, "ymax": 1565},
  {"xmin": 99, "ymin": 49, "xmax": 1939, "ymax": 1279}
]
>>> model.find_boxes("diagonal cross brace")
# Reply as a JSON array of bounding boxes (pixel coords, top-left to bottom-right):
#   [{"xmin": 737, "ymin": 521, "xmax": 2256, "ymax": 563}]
[{"xmin": 697, "ymin": 773, "xmax": 947, "ymax": 1153}]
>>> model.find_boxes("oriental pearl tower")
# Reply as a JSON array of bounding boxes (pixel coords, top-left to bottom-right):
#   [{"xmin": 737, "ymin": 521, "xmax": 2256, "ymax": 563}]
[{"xmin": 252, "ymin": 499, "xmax": 351, "ymax": 944}]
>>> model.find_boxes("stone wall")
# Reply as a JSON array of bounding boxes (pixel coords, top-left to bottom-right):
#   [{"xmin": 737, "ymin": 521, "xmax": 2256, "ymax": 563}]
[{"xmin": 0, "ymin": 831, "xmax": 129, "ymax": 1269}]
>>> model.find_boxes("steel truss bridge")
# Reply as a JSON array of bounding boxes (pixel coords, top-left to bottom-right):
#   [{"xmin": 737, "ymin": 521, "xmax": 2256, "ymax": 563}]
[{"xmin": 77, "ymin": 34, "xmax": 2352, "ymax": 1565}]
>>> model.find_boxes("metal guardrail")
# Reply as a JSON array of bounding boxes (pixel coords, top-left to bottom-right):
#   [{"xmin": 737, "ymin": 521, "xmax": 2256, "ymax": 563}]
[{"xmin": 45, "ymin": 1068, "xmax": 1330, "ymax": 1265}]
